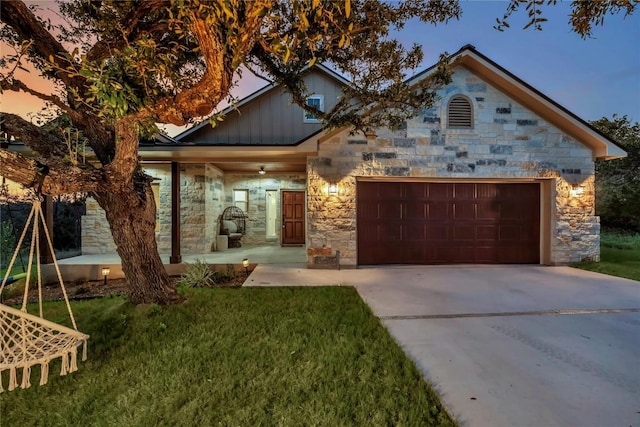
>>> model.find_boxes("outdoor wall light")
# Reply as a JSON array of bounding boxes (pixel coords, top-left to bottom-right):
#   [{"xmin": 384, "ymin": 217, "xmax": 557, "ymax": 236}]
[
  {"xmin": 570, "ymin": 185, "xmax": 585, "ymax": 197},
  {"xmin": 328, "ymin": 183, "xmax": 338, "ymax": 195},
  {"xmin": 101, "ymin": 267, "xmax": 110, "ymax": 286},
  {"xmin": 242, "ymin": 258, "xmax": 249, "ymax": 276},
  {"xmin": 259, "ymin": 166, "xmax": 266, "ymax": 175}
]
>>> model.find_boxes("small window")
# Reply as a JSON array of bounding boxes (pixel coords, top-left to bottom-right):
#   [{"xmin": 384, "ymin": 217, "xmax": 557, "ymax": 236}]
[
  {"xmin": 303, "ymin": 95, "xmax": 324, "ymax": 123},
  {"xmin": 447, "ymin": 95, "xmax": 473, "ymax": 128},
  {"xmin": 233, "ymin": 189, "xmax": 248, "ymax": 213}
]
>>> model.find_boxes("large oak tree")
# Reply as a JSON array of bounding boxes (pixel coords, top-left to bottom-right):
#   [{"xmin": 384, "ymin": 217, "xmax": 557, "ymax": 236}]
[{"xmin": 1, "ymin": 0, "xmax": 636, "ymax": 304}]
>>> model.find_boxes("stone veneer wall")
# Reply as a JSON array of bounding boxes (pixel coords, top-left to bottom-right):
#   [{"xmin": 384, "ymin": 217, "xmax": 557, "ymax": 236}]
[
  {"xmin": 177, "ymin": 164, "xmax": 207, "ymax": 254},
  {"xmin": 81, "ymin": 197, "xmax": 117, "ymax": 254},
  {"xmin": 223, "ymin": 173, "xmax": 306, "ymax": 245},
  {"xmin": 82, "ymin": 163, "xmax": 226, "ymax": 255},
  {"xmin": 151, "ymin": 164, "xmax": 172, "ymax": 253},
  {"xmin": 307, "ymin": 66, "xmax": 599, "ymax": 267},
  {"xmin": 205, "ymin": 164, "xmax": 225, "ymax": 251}
]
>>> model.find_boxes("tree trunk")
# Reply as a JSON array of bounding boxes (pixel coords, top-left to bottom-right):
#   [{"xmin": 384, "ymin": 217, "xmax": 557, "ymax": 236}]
[{"xmin": 94, "ymin": 174, "xmax": 182, "ymax": 305}]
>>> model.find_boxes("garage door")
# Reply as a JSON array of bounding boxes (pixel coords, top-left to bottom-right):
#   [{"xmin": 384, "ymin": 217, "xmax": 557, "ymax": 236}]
[{"xmin": 357, "ymin": 182, "xmax": 540, "ymax": 265}]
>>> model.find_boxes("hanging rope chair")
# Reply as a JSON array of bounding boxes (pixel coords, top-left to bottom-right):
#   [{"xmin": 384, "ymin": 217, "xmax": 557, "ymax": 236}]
[{"xmin": 0, "ymin": 196, "xmax": 89, "ymax": 392}]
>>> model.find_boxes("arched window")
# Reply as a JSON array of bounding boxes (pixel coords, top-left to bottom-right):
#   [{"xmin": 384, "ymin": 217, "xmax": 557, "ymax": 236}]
[{"xmin": 447, "ymin": 95, "xmax": 473, "ymax": 129}]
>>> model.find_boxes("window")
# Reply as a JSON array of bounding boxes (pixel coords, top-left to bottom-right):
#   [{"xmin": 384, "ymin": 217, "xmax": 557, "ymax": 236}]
[
  {"xmin": 303, "ymin": 95, "xmax": 324, "ymax": 123},
  {"xmin": 233, "ymin": 189, "xmax": 248, "ymax": 213},
  {"xmin": 447, "ymin": 95, "xmax": 473, "ymax": 128}
]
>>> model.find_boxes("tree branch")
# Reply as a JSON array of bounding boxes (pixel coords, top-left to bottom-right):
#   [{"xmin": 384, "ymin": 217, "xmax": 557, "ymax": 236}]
[
  {"xmin": 85, "ymin": 0, "xmax": 170, "ymax": 62},
  {"xmin": 0, "ymin": 78, "xmax": 85, "ymax": 124},
  {"xmin": 142, "ymin": 4, "xmax": 266, "ymax": 125},
  {"xmin": 1, "ymin": 112, "xmax": 69, "ymax": 159},
  {"xmin": 0, "ymin": 149, "xmax": 104, "ymax": 196},
  {"xmin": 0, "ymin": 0, "xmax": 85, "ymax": 91}
]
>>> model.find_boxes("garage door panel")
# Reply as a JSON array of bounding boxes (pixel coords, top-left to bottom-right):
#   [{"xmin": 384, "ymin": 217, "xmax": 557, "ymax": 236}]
[
  {"xmin": 475, "ymin": 246, "xmax": 499, "ymax": 263},
  {"xmin": 427, "ymin": 183, "xmax": 453, "ymax": 199},
  {"xmin": 427, "ymin": 224, "xmax": 449, "ymax": 240},
  {"xmin": 428, "ymin": 202, "xmax": 450, "ymax": 219},
  {"xmin": 378, "ymin": 222, "xmax": 403, "ymax": 240},
  {"xmin": 405, "ymin": 183, "xmax": 427, "ymax": 199},
  {"xmin": 454, "ymin": 202, "xmax": 476, "ymax": 220},
  {"xmin": 403, "ymin": 222, "xmax": 427, "ymax": 240},
  {"xmin": 357, "ymin": 182, "xmax": 540, "ymax": 265},
  {"xmin": 477, "ymin": 201, "xmax": 499, "ymax": 219},
  {"xmin": 477, "ymin": 224, "xmax": 499, "ymax": 240},
  {"xmin": 477, "ymin": 183, "xmax": 498, "ymax": 199},
  {"xmin": 432, "ymin": 246, "xmax": 457, "ymax": 263},
  {"xmin": 379, "ymin": 203, "xmax": 402, "ymax": 219},
  {"xmin": 500, "ymin": 203, "xmax": 525, "ymax": 220},
  {"xmin": 498, "ymin": 224, "xmax": 523, "ymax": 241},
  {"xmin": 405, "ymin": 202, "xmax": 427, "ymax": 219},
  {"xmin": 378, "ymin": 182, "xmax": 403, "ymax": 199},
  {"xmin": 454, "ymin": 184, "xmax": 475, "ymax": 199},
  {"xmin": 454, "ymin": 224, "xmax": 476, "ymax": 240}
]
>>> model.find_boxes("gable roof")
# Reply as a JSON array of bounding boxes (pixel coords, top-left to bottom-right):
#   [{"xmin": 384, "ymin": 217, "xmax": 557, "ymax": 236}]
[
  {"xmin": 174, "ymin": 63, "xmax": 350, "ymax": 141},
  {"xmin": 408, "ymin": 44, "xmax": 626, "ymax": 160}
]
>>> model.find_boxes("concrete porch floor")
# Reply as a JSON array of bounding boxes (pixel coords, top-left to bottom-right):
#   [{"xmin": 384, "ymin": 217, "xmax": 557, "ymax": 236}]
[
  {"xmin": 51, "ymin": 245, "xmax": 306, "ymax": 282},
  {"xmin": 57, "ymin": 244, "xmax": 306, "ymax": 266}
]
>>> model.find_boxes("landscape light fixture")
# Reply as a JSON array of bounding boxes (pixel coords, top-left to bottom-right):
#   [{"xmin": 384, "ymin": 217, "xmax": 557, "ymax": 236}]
[
  {"xmin": 328, "ymin": 183, "xmax": 338, "ymax": 195},
  {"xmin": 101, "ymin": 267, "xmax": 110, "ymax": 286},
  {"xmin": 242, "ymin": 258, "xmax": 249, "ymax": 276},
  {"xmin": 259, "ymin": 166, "xmax": 266, "ymax": 175}
]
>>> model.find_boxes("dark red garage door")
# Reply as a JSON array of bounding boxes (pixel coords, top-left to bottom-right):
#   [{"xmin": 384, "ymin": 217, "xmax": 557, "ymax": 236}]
[{"xmin": 357, "ymin": 182, "xmax": 540, "ymax": 265}]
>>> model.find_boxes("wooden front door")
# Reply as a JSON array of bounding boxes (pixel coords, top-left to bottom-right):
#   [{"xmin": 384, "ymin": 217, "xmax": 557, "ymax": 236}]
[{"xmin": 282, "ymin": 190, "xmax": 305, "ymax": 245}]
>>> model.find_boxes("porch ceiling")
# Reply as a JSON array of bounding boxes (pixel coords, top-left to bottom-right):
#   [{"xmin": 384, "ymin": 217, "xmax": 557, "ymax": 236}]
[
  {"xmin": 210, "ymin": 160, "xmax": 307, "ymax": 173},
  {"xmin": 139, "ymin": 138, "xmax": 317, "ymax": 173}
]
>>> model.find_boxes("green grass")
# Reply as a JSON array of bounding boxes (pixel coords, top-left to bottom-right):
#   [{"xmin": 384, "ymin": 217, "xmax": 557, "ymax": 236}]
[
  {"xmin": 0, "ymin": 287, "xmax": 455, "ymax": 427},
  {"xmin": 573, "ymin": 231, "xmax": 640, "ymax": 281}
]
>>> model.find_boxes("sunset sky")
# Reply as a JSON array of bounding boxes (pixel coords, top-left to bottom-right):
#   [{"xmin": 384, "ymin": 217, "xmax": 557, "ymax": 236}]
[{"xmin": 2, "ymin": 1, "xmax": 639, "ymax": 138}]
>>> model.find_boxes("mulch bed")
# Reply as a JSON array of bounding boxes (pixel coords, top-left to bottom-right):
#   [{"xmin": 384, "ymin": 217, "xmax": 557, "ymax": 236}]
[{"xmin": 2, "ymin": 275, "xmax": 246, "ymax": 305}]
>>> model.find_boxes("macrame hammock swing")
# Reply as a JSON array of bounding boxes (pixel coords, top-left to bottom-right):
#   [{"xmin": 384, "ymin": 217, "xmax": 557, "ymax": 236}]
[{"xmin": 0, "ymin": 193, "xmax": 89, "ymax": 392}]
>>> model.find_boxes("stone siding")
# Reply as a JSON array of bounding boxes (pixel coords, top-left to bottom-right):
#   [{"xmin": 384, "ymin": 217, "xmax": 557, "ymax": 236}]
[
  {"xmin": 307, "ymin": 66, "xmax": 599, "ymax": 267},
  {"xmin": 150, "ymin": 164, "xmax": 172, "ymax": 253},
  {"xmin": 82, "ymin": 163, "xmax": 224, "ymax": 255},
  {"xmin": 80, "ymin": 198, "xmax": 117, "ymax": 254},
  {"xmin": 205, "ymin": 164, "xmax": 225, "ymax": 250}
]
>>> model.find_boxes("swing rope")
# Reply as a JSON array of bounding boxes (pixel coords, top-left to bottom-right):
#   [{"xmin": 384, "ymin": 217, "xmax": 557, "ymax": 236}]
[{"xmin": 0, "ymin": 196, "xmax": 88, "ymax": 392}]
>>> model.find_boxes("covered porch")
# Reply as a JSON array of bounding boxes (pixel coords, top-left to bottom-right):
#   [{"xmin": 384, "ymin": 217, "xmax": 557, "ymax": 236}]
[{"xmin": 80, "ymin": 138, "xmax": 319, "ymax": 265}]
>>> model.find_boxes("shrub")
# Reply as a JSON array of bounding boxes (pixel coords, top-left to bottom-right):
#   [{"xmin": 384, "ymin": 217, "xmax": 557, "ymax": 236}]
[
  {"xmin": 177, "ymin": 259, "xmax": 215, "ymax": 288},
  {"xmin": 600, "ymin": 230, "xmax": 640, "ymax": 250},
  {"xmin": 176, "ymin": 260, "xmax": 241, "ymax": 288}
]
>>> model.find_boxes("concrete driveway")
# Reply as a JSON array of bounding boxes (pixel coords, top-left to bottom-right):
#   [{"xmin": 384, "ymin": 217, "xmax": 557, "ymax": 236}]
[{"xmin": 352, "ymin": 265, "xmax": 640, "ymax": 427}]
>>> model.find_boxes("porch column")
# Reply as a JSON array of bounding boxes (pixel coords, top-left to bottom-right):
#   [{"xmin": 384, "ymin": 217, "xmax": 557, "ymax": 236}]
[
  {"xmin": 39, "ymin": 195, "xmax": 55, "ymax": 264},
  {"xmin": 169, "ymin": 161, "xmax": 182, "ymax": 264}
]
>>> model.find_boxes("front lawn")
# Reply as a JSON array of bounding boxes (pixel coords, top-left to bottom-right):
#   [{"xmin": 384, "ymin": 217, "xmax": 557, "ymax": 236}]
[
  {"xmin": 0, "ymin": 287, "xmax": 455, "ymax": 426},
  {"xmin": 573, "ymin": 231, "xmax": 640, "ymax": 281}
]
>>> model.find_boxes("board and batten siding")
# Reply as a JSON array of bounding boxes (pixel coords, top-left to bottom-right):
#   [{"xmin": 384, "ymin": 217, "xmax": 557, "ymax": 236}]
[{"xmin": 186, "ymin": 70, "xmax": 344, "ymax": 145}]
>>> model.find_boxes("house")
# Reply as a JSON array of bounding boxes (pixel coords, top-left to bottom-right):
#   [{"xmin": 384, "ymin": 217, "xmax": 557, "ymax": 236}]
[{"xmin": 80, "ymin": 45, "xmax": 625, "ymax": 267}]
